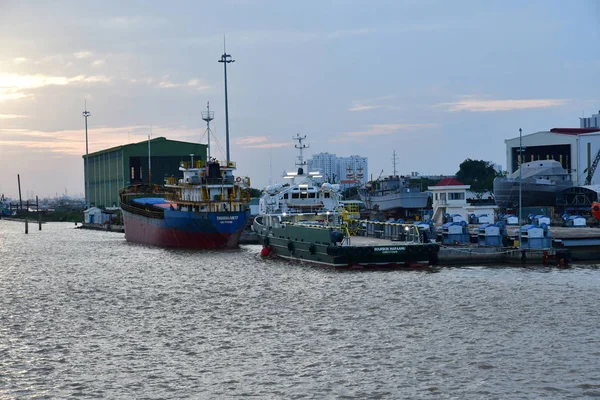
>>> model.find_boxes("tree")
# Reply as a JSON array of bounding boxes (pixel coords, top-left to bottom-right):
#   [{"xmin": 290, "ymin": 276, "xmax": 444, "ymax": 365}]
[
  {"xmin": 455, "ymin": 159, "xmax": 499, "ymax": 198},
  {"xmin": 246, "ymin": 187, "xmax": 263, "ymax": 198}
]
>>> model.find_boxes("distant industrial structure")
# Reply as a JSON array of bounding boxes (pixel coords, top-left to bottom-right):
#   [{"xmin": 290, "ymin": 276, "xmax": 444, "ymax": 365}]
[
  {"xmin": 307, "ymin": 153, "xmax": 368, "ymax": 188},
  {"xmin": 504, "ymin": 121, "xmax": 600, "ymax": 186},
  {"xmin": 82, "ymin": 137, "xmax": 207, "ymax": 208},
  {"xmin": 580, "ymin": 109, "xmax": 600, "ymax": 129}
]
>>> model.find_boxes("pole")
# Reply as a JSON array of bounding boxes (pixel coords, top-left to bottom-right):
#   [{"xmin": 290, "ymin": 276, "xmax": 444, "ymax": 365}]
[
  {"xmin": 83, "ymin": 104, "xmax": 91, "ymax": 209},
  {"xmin": 37, "ymin": 195, "xmax": 41, "ymax": 230},
  {"xmin": 148, "ymin": 135, "xmax": 152, "ymax": 186},
  {"xmin": 17, "ymin": 174, "xmax": 22, "ymax": 212},
  {"xmin": 218, "ymin": 39, "xmax": 235, "ymax": 164},
  {"xmin": 518, "ymin": 128, "xmax": 523, "ymax": 250}
]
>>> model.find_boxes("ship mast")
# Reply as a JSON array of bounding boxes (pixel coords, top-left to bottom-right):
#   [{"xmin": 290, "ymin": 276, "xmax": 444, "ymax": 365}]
[
  {"xmin": 293, "ymin": 133, "xmax": 308, "ymax": 173},
  {"xmin": 392, "ymin": 150, "xmax": 398, "ymax": 176},
  {"xmin": 201, "ymin": 102, "xmax": 214, "ymax": 160}
]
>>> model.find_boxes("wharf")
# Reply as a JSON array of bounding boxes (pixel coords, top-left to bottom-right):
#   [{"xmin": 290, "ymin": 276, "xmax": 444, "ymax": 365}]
[
  {"xmin": 78, "ymin": 223, "xmax": 124, "ymax": 233},
  {"xmin": 437, "ymin": 225, "xmax": 600, "ymax": 266}
]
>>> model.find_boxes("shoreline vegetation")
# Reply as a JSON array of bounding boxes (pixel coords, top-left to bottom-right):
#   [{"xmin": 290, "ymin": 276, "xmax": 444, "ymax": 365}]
[{"xmin": 1, "ymin": 210, "xmax": 84, "ymax": 223}]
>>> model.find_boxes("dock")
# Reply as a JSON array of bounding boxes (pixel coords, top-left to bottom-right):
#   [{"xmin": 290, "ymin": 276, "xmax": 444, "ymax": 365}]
[{"xmin": 436, "ymin": 225, "xmax": 600, "ymax": 266}]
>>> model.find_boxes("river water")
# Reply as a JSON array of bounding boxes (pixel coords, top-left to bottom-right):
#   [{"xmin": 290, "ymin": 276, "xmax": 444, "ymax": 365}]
[{"xmin": 1, "ymin": 220, "xmax": 600, "ymax": 399}]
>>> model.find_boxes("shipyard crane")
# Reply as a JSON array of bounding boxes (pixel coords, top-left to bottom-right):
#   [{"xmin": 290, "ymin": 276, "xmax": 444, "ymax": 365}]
[{"xmin": 584, "ymin": 148, "xmax": 600, "ymax": 185}]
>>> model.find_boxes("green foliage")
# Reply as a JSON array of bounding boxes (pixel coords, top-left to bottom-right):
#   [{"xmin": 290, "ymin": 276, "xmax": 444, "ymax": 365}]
[
  {"xmin": 342, "ymin": 186, "xmax": 359, "ymax": 199},
  {"xmin": 247, "ymin": 187, "xmax": 263, "ymax": 198},
  {"xmin": 455, "ymin": 159, "xmax": 499, "ymax": 194}
]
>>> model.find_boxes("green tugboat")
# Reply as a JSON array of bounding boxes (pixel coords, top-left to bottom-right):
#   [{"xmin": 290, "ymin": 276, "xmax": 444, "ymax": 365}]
[{"xmin": 253, "ymin": 134, "xmax": 439, "ymax": 268}]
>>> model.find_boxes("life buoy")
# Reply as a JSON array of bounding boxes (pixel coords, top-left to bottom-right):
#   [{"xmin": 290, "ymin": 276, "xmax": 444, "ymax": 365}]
[{"xmin": 236, "ymin": 177, "xmax": 242, "ymax": 183}]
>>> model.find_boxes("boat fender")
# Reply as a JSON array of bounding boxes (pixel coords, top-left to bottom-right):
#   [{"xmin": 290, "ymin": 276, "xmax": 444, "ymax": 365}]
[
  {"xmin": 260, "ymin": 246, "xmax": 271, "ymax": 257},
  {"xmin": 331, "ymin": 231, "xmax": 344, "ymax": 243},
  {"xmin": 309, "ymin": 243, "xmax": 316, "ymax": 255},
  {"xmin": 287, "ymin": 240, "xmax": 294, "ymax": 252}
]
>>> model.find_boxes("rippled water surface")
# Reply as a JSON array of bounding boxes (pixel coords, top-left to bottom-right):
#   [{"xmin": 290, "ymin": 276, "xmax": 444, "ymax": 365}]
[{"xmin": 1, "ymin": 221, "xmax": 600, "ymax": 399}]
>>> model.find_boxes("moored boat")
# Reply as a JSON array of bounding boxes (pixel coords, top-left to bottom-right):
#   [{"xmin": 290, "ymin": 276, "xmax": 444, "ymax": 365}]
[
  {"xmin": 253, "ymin": 135, "xmax": 439, "ymax": 268},
  {"xmin": 493, "ymin": 160, "xmax": 573, "ymax": 208},
  {"xmin": 358, "ymin": 171, "xmax": 429, "ymax": 213},
  {"xmin": 119, "ymin": 102, "xmax": 250, "ymax": 249}
]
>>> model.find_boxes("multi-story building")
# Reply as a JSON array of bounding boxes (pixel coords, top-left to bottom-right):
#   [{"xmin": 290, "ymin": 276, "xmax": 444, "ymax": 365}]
[
  {"xmin": 580, "ymin": 109, "xmax": 600, "ymax": 129},
  {"xmin": 307, "ymin": 153, "xmax": 368, "ymax": 189}
]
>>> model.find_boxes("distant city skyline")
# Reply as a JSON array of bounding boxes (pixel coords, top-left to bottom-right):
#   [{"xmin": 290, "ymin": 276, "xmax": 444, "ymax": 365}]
[{"xmin": 0, "ymin": 0, "xmax": 599, "ymax": 198}]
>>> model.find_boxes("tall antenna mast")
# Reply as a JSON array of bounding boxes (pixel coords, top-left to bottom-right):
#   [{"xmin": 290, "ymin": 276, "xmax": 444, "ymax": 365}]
[
  {"xmin": 293, "ymin": 133, "xmax": 308, "ymax": 171},
  {"xmin": 218, "ymin": 36, "xmax": 235, "ymax": 164},
  {"xmin": 82, "ymin": 100, "xmax": 91, "ymax": 209},
  {"xmin": 392, "ymin": 150, "xmax": 398, "ymax": 176},
  {"xmin": 201, "ymin": 102, "xmax": 215, "ymax": 160}
]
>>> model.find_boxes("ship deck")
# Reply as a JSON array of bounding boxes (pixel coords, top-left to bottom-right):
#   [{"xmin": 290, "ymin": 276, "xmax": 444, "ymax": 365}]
[{"xmin": 342, "ymin": 236, "xmax": 421, "ymax": 246}]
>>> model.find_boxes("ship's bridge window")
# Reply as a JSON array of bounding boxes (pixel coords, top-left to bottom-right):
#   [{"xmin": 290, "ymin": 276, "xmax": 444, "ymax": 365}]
[
  {"xmin": 324, "ymin": 193, "xmax": 330, "ymax": 198},
  {"xmin": 309, "ymin": 193, "xmax": 316, "ymax": 198},
  {"xmin": 292, "ymin": 193, "xmax": 299, "ymax": 199},
  {"xmin": 284, "ymin": 193, "xmax": 289, "ymax": 199}
]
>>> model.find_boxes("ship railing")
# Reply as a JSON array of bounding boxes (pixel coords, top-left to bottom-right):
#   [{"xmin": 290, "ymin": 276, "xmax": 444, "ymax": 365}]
[
  {"xmin": 179, "ymin": 160, "xmax": 205, "ymax": 169},
  {"xmin": 120, "ymin": 201, "xmax": 165, "ymax": 219},
  {"xmin": 359, "ymin": 220, "xmax": 422, "ymax": 243}
]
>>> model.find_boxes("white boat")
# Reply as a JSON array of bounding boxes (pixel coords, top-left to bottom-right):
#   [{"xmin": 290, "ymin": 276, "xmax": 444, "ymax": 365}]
[
  {"xmin": 358, "ymin": 175, "xmax": 429, "ymax": 211},
  {"xmin": 252, "ymin": 135, "xmax": 440, "ymax": 268}
]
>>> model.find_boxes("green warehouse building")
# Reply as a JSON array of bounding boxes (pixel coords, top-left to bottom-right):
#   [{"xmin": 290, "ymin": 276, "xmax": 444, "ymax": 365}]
[{"xmin": 83, "ymin": 137, "xmax": 207, "ymax": 208}]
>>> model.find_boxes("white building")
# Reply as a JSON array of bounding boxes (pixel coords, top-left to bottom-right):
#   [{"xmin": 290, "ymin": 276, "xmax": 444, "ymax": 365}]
[
  {"xmin": 504, "ymin": 127, "xmax": 600, "ymax": 186},
  {"xmin": 428, "ymin": 178, "xmax": 497, "ymax": 225},
  {"xmin": 307, "ymin": 153, "xmax": 368, "ymax": 189},
  {"xmin": 338, "ymin": 155, "xmax": 368, "ymax": 188},
  {"xmin": 307, "ymin": 152, "xmax": 338, "ymax": 183},
  {"xmin": 581, "ymin": 109, "xmax": 600, "ymax": 129}
]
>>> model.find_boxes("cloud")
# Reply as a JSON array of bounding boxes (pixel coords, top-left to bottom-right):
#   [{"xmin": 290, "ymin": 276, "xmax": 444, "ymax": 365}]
[
  {"xmin": 74, "ymin": 51, "xmax": 93, "ymax": 59},
  {"xmin": 348, "ymin": 96, "xmax": 403, "ymax": 112},
  {"xmin": 0, "ymin": 73, "xmax": 111, "ymax": 102},
  {"xmin": 13, "ymin": 57, "xmax": 27, "ymax": 64},
  {"xmin": 156, "ymin": 77, "xmax": 212, "ymax": 91},
  {"xmin": 348, "ymin": 104, "xmax": 385, "ymax": 112},
  {"xmin": 91, "ymin": 59, "xmax": 105, "ymax": 67},
  {"xmin": 0, "ymin": 125, "xmax": 199, "ymax": 156},
  {"xmin": 438, "ymin": 97, "xmax": 569, "ymax": 112},
  {"xmin": 333, "ymin": 123, "xmax": 437, "ymax": 142},
  {"xmin": 235, "ymin": 136, "xmax": 268, "ymax": 145},
  {"xmin": 0, "ymin": 114, "xmax": 27, "ymax": 119},
  {"xmin": 235, "ymin": 136, "xmax": 289, "ymax": 148}
]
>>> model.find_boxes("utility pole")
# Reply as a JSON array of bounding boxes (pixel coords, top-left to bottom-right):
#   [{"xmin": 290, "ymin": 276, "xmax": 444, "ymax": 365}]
[
  {"xmin": 83, "ymin": 102, "xmax": 91, "ymax": 209},
  {"xmin": 518, "ymin": 128, "xmax": 523, "ymax": 250},
  {"xmin": 218, "ymin": 37, "xmax": 235, "ymax": 164}
]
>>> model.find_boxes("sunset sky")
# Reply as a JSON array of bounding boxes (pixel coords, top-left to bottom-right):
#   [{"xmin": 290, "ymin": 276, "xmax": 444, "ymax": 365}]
[{"xmin": 0, "ymin": 0, "xmax": 598, "ymax": 199}]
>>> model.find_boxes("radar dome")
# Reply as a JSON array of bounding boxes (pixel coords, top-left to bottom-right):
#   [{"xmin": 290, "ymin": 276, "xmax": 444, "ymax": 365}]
[
  {"xmin": 266, "ymin": 185, "xmax": 276, "ymax": 195},
  {"xmin": 321, "ymin": 183, "xmax": 332, "ymax": 192},
  {"xmin": 275, "ymin": 184, "xmax": 283, "ymax": 192},
  {"xmin": 331, "ymin": 184, "xmax": 341, "ymax": 193}
]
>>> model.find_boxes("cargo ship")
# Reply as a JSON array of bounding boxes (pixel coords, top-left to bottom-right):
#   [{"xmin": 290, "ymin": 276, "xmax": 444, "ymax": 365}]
[
  {"xmin": 253, "ymin": 135, "xmax": 439, "ymax": 268},
  {"xmin": 119, "ymin": 103, "xmax": 250, "ymax": 249}
]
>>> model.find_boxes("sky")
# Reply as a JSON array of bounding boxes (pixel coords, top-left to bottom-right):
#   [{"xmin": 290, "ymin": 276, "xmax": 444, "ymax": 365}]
[{"xmin": 0, "ymin": 0, "xmax": 599, "ymax": 199}]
